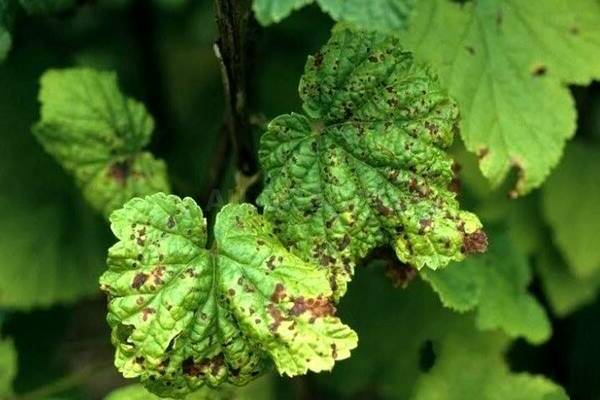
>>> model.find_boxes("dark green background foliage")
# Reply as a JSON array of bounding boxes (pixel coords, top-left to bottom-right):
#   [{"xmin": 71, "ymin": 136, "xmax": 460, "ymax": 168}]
[{"xmin": 0, "ymin": 1, "xmax": 599, "ymax": 399}]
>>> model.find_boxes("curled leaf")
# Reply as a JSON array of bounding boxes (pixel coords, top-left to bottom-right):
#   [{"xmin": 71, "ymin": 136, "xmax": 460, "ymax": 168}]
[{"xmin": 258, "ymin": 25, "xmax": 485, "ymax": 298}]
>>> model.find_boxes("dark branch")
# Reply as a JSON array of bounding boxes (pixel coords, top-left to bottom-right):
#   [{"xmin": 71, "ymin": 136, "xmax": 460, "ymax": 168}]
[{"xmin": 213, "ymin": 0, "xmax": 258, "ymax": 176}]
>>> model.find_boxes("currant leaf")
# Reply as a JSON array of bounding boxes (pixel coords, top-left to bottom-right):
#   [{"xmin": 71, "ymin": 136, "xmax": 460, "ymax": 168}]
[
  {"xmin": 100, "ymin": 194, "xmax": 357, "ymax": 398},
  {"xmin": 253, "ymin": 0, "xmax": 413, "ymax": 32},
  {"xmin": 33, "ymin": 68, "xmax": 170, "ymax": 217},
  {"xmin": 536, "ymin": 247, "xmax": 600, "ymax": 318},
  {"xmin": 421, "ymin": 231, "xmax": 551, "ymax": 344},
  {"xmin": 105, "ymin": 374, "xmax": 273, "ymax": 400},
  {"xmin": 400, "ymin": 0, "xmax": 600, "ymax": 194},
  {"xmin": 258, "ymin": 25, "xmax": 485, "ymax": 298},
  {"xmin": 542, "ymin": 142, "xmax": 600, "ymax": 278},
  {"xmin": 320, "ymin": 268, "xmax": 566, "ymax": 400},
  {"xmin": 411, "ymin": 326, "xmax": 568, "ymax": 400}
]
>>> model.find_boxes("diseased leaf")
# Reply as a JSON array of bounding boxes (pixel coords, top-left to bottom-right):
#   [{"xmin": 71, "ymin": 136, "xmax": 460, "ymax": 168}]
[
  {"xmin": 422, "ymin": 231, "xmax": 551, "ymax": 344},
  {"xmin": 542, "ymin": 142, "xmax": 600, "ymax": 278},
  {"xmin": 100, "ymin": 194, "xmax": 357, "ymax": 398},
  {"xmin": 34, "ymin": 68, "xmax": 170, "ymax": 217},
  {"xmin": 401, "ymin": 0, "xmax": 600, "ymax": 194},
  {"xmin": 253, "ymin": 0, "xmax": 413, "ymax": 32},
  {"xmin": 0, "ymin": 338, "xmax": 16, "ymax": 398},
  {"xmin": 258, "ymin": 25, "xmax": 485, "ymax": 299},
  {"xmin": 411, "ymin": 325, "xmax": 569, "ymax": 400}
]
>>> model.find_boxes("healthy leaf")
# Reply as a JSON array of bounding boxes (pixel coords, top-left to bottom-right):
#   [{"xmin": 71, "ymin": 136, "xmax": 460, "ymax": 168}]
[
  {"xmin": 100, "ymin": 194, "xmax": 357, "ymax": 397},
  {"xmin": 252, "ymin": 0, "xmax": 312, "ymax": 25},
  {"xmin": 34, "ymin": 68, "xmax": 170, "ymax": 218},
  {"xmin": 421, "ymin": 231, "xmax": 551, "ymax": 344},
  {"xmin": 536, "ymin": 248, "xmax": 600, "ymax": 318},
  {"xmin": 104, "ymin": 374, "xmax": 273, "ymax": 400},
  {"xmin": 411, "ymin": 326, "xmax": 569, "ymax": 400},
  {"xmin": 400, "ymin": 0, "xmax": 600, "ymax": 194},
  {"xmin": 253, "ymin": 0, "xmax": 413, "ymax": 32},
  {"xmin": 0, "ymin": 57, "xmax": 110, "ymax": 309},
  {"xmin": 320, "ymin": 267, "xmax": 565, "ymax": 400},
  {"xmin": 542, "ymin": 142, "xmax": 600, "ymax": 278},
  {"xmin": 0, "ymin": 338, "xmax": 16, "ymax": 398},
  {"xmin": 258, "ymin": 25, "xmax": 485, "ymax": 299}
]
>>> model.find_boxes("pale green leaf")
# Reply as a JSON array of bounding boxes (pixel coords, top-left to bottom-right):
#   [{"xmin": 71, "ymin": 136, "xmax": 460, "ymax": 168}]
[
  {"xmin": 317, "ymin": 0, "xmax": 413, "ymax": 32},
  {"xmin": 253, "ymin": 0, "xmax": 413, "ymax": 32},
  {"xmin": 252, "ymin": 0, "xmax": 312, "ymax": 24},
  {"xmin": 542, "ymin": 142, "xmax": 600, "ymax": 277},
  {"xmin": 0, "ymin": 338, "xmax": 16, "ymax": 398},
  {"xmin": 100, "ymin": 194, "xmax": 357, "ymax": 398},
  {"xmin": 105, "ymin": 375, "xmax": 273, "ymax": 400},
  {"xmin": 258, "ymin": 25, "xmax": 485, "ymax": 299},
  {"xmin": 536, "ymin": 245, "xmax": 600, "ymax": 318},
  {"xmin": 421, "ymin": 231, "xmax": 551, "ymax": 344},
  {"xmin": 0, "ymin": 61, "xmax": 110, "ymax": 309},
  {"xmin": 34, "ymin": 68, "xmax": 170, "ymax": 217},
  {"xmin": 401, "ymin": 0, "xmax": 600, "ymax": 194},
  {"xmin": 320, "ymin": 267, "xmax": 565, "ymax": 400},
  {"xmin": 411, "ymin": 326, "xmax": 569, "ymax": 400}
]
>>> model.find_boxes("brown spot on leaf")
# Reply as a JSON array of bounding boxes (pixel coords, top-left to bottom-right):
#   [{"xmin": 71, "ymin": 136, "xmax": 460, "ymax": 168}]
[
  {"xmin": 167, "ymin": 216, "xmax": 176, "ymax": 229},
  {"xmin": 313, "ymin": 51, "xmax": 324, "ymax": 68},
  {"xmin": 477, "ymin": 147, "xmax": 489, "ymax": 160},
  {"xmin": 385, "ymin": 261, "xmax": 417, "ymax": 289},
  {"xmin": 108, "ymin": 159, "xmax": 131, "ymax": 186},
  {"xmin": 290, "ymin": 296, "xmax": 336, "ymax": 318},
  {"xmin": 531, "ymin": 64, "xmax": 547, "ymax": 76},
  {"xmin": 271, "ymin": 283, "xmax": 286, "ymax": 303},
  {"xmin": 142, "ymin": 307, "xmax": 156, "ymax": 321},
  {"xmin": 132, "ymin": 273, "xmax": 148, "ymax": 289},
  {"xmin": 374, "ymin": 198, "xmax": 393, "ymax": 217},
  {"xmin": 462, "ymin": 230, "xmax": 488, "ymax": 254},
  {"xmin": 465, "ymin": 46, "xmax": 476, "ymax": 55},
  {"xmin": 266, "ymin": 255, "xmax": 277, "ymax": 270},
  {"xmin": 267, "ymin": 304, "xmax": 287, "ymax": 332}
]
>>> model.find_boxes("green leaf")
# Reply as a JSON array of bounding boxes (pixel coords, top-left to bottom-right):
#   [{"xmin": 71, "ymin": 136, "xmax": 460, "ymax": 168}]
[
  {"xmin": 0, "ymin": 57, "xmax": 110, "ymax": 309},
  {"xmin": 320, "ymin": 266, "xmax": 565, "ymax": 400},
  {"xmin": 105, "ymin": 374, "xmax": 273, "ymax": 400},
  {"xmin": 19, "ymin": 0, "xmax": 75, "ymax": 14},
  {"xmin": 100, "ymin": 194, "xmax": 357, "ymax": 398},
  {"xmin": 536, "ymin": 247, "xmax": 600, "ymax": 318},
  {"xmin": 252, "ymin": 0, "xmax": 312, "ymax": 25},
  {"xmin": 542, "ymin": 142, "xmax": 600, "ymax": 277},
  {"xmin": 401, "ymin": 0, "xmax": 600, "ymax": 194},
  {"xmin": 258, "ymin": 25, "xmax": 485, "ymax": 299},
  {"xmin": 33, "ymin": 68, "xmax": 170, "ymax": 218},
  {"xmin": 421, "ymin": 231, "xmax": 551, "ymax": 344},
  {"xmin": 411, "ymin": 326, "xmax": 569, "ymax": 400},
  {"xmin": 253, "ymin": 0, "xmax": 413, "ymax": 32},
  {"xmin": 0, "ymin": 338, "xmax": 17, "ymax": 398}
]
